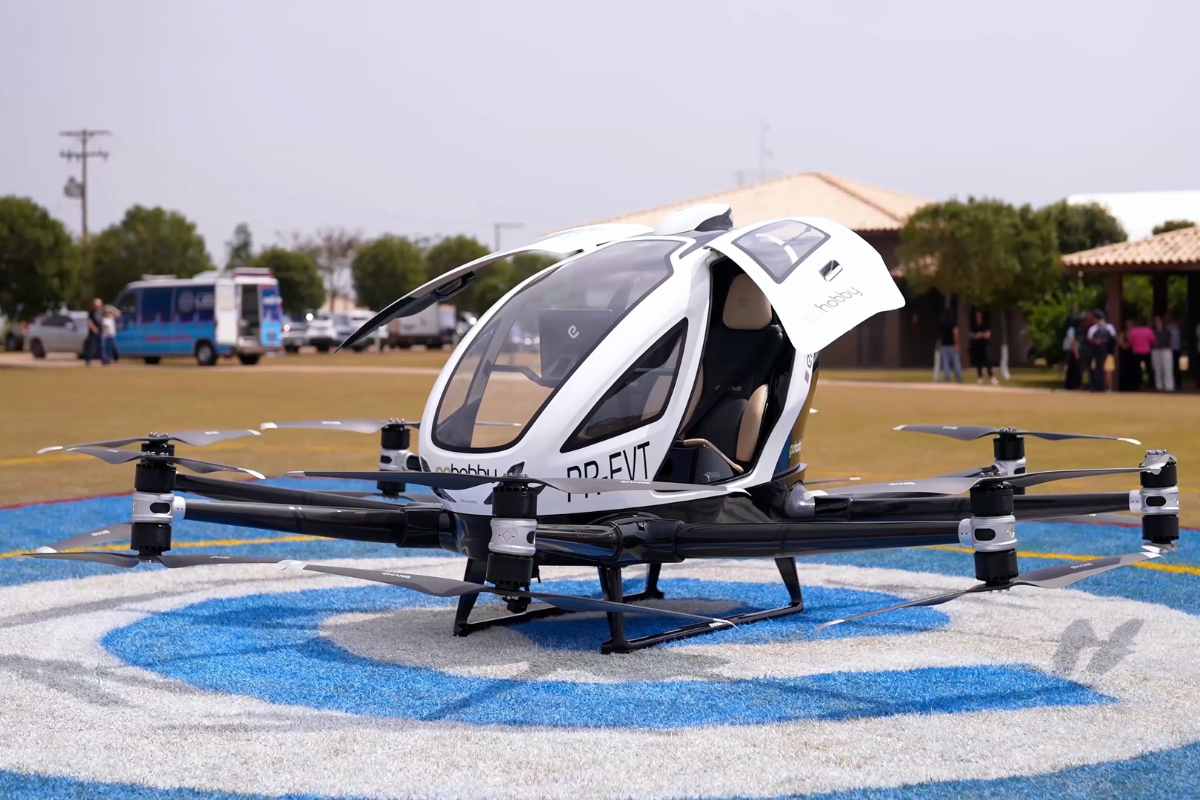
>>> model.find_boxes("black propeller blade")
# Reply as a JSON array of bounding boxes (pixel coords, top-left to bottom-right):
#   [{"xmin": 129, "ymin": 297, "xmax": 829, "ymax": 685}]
[
  {"xmin": 813, "ymin": 453, "xmax": 1169, "ymax": 499},
  {"xmin": 61, "ymin": 447, "xmax": 265, "ymax": 479},
  {"xmin": 288, "ymin": 470, "xmax": 728, "ymax": 495},
  {"xmin": 26, "ymin": 552, "xmax": 287, "ymax": 569},
  {"xmin": 816, "ymin": 546, "xmax": 1167, "ymax": 630},
  {"xmin": 893, "ymin": 424, "xmax": 1141, "ymax": 445},
  {"xmin": 803, "ymin": 476, "xmax": 862, "ymax": 486},
  {"xmin": 38, "ymin": 429, "xmax": 261, "ymax": 453},
  {"xmin": 34, "ymin": 523, "xmax": 132, "ymax": 553},
  {"xmin": 298, "ymin": 564, "xmax": 735, "ymax": 626},
  {"xmin": 261, "ymin": 419, "xmax": 520, "ymax": 434}
]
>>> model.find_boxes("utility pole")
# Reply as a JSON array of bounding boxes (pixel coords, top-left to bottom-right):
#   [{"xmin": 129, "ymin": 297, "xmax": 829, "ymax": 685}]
[
  {"xmin": 494, "ymin": 221, "xmax": 523, "ymax": 252},
  {"xmin": 758, "ymin": 121, "xmax": 773, "ymax": 183},
  {"xmin": 59, "ymin": 129, "xmax": 112, "ymax": 243}
]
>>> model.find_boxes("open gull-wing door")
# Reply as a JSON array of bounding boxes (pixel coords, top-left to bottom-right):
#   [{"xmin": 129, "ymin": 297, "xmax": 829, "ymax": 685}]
[
  {"xmin": 704, "ymin": 216, "xmax": 904, "ymax": 355},
  {"xmin": 338, "ymin": 223, "xmax": 653, "ymax": 351}
]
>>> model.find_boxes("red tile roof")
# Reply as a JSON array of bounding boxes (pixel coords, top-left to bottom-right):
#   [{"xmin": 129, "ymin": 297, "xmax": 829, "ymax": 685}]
[{"xmin": 1062, "ymin": 225, "xmax": 1200, "ymax": 270}]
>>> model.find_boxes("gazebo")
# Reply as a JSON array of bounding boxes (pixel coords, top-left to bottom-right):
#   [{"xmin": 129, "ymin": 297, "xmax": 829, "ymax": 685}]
[{"xmin": 1061, "ymin": 225, "xmax": 1200, "ymax": 385}]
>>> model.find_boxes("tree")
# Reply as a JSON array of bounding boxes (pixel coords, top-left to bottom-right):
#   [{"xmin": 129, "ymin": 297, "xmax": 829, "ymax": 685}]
[
  {"xmin": 0, "ymin": 196, "xmax": 79, "ymax": 320},
  {"xmin": 900, "ymin": 197, "xmax": 1060, "ymax": 373},
  {"xmin": 425, "ymin": 234, "xmax": 489, "ymax": 281},
  {"xmin": 291, "ymin": 228, "xmax": 361, "ymax": 310},
  {"xmin": 425, "ymin": 235, "xmax": 490, "ymax": 311},
  {"xmin": 225, "ymin": 223, "xmax": 254, "ymax": 270},
  {"xmin": 91, "ymin": 205, "xmax": 212, "ymax": 302},
  {"xmin": 351, "ymin": 236, "xmax": 425, "ymax": 311},
  {"xmin": 1040, "ymin": 200, "xmax": 1126, "ymax": 255},
  {"xmin": 1019, "ymin": 281, "xmax": 1103, "ymax": 367},
  {"xmin": 250, "ymin": 247, "xmax": 324, "ymax": 316},
  {"xmin": 1152, "ymin": 220, "xmax": 1196, "ymax": 235},
  {"xmin": 510, "ymin": 252, "xmax": 557, "ymax": 284},
  {"xmin": 900, "ymin": 198, "xmax": 1061, "ymax": 308}
]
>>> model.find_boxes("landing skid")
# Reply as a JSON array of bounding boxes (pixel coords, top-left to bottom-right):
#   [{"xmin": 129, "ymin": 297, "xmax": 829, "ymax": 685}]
[
  {"xmin": 451, "ymin": 557, "xmax": 804, "ymax": 654},
  {"xmin": 452, "ymin": 561, "xmax": 665, "ymax": 637},
  {"xmin": 598, "ymin": 557, "xmax": 804, "ymax": 654}
]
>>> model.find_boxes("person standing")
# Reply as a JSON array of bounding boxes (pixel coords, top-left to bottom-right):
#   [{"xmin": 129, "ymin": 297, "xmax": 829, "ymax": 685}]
[
  {"xmin": 1087, "ymin": 310, "xmax": 1115, "ymax": 392},
  {"xmin": 84, "ymin": 297, "xmax": 104, "ymax": 367},
  {"xmin": 101, "ymin": 306, "xmax": 117, "ymax": 365},
  {"xmin": 1166, "ymin": 312, "xmax": 1183, "ymax": 390},
  {"xmin": 968, "ymin": 310, "xmax": 997, "ymax": 385},
  {"xmin": 937, "ymin": 309, "xmax": 963, "ymax": 383},
  {"xmin": 1063, "ymin": 316, "xmax": 1082, "ymax": 390},
  {"xmin": 1152, "ymin": 315, "xmax": 1176, "ymax": 392},
  {"xmin": 1127, "ymin": 317, "xmax": 1156, "ymax": 391}
]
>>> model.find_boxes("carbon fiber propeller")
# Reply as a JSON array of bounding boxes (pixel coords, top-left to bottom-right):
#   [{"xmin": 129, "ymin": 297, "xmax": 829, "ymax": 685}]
[
  {"xmin": 296, "ymin": 563, "xmax": 735, "ymax": 626},
  {"xmin": 38, "ymin": 429, "xmax": 261, "ymax": 453},
  {"xmin": 894, "ymin": 424, "xmax": 1141, "ymax": 445},
  {"xmin": 816, "ymin": 545, "xmax": 1170, "ymax": 630},
  {"xmin": 812, "ymin": 452, "xmax": 1170, "ymax": 499},
  {"xmin": 26, "ymin": 552, "xmax": 287, "ymax": 568},
  {"xmin": 262, "ymin": 419, "xmax": 521, "ymax": 434},
  {"xmin": 34, "ymin": 523, "xmax": 132, "ymax": 554},
  {"xmin": 57, "ymin": 447, "xmax": 264, "ymax": 479}
]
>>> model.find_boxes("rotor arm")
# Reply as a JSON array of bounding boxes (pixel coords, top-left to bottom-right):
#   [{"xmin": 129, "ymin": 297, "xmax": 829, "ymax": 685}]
[
  {"xmin": 810, "ymin": 492, "xmax": 1133, "ymax": 523},
  {"xmin": 182, "ymin": 499, "xmax": 449, "ymax": 548},
  {"xmin": 174, "ymin": 473, "xmax": 406, "ymax": 511},
  {"xmin": 674, "ymin": 520, "xmax": 962, "ymax": 559}
]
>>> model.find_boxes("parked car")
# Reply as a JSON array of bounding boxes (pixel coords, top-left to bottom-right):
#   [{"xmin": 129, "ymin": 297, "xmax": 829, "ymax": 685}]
[
  {"xmin": 26, "ymin": 311, "xmax": 89, "ymax": 358},
  {"xmin": 281, "ymin": 314, "xmax": 307, "ymax": 353},
  {"xmin": 344, "ymin": 310, "xmax": 385, "ymax": 351},
  {"xmin": 305, "ymin": 312, "xmax": 337, "ymax": 352},
  {"xmin": 2, "ymin": 315, "xmax": 26, "ymax": 351}
]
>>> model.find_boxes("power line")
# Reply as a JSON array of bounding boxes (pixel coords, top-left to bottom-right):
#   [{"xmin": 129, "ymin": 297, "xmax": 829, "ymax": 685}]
[{"xmin": 59, "ymin": 129, "xmax": 112, "ymax": 243}]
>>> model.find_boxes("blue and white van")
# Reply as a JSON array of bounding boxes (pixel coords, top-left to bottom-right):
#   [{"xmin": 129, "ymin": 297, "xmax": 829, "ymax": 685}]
[{"xmin": 112, "ymin": 269, "xmax": 283, "ymax": 366}]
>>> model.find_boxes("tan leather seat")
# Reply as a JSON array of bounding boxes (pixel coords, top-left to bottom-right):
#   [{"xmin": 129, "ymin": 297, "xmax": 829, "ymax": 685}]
[{"xmin": 683, "ymin": 271, "xmax": 783, "ymax": 468}]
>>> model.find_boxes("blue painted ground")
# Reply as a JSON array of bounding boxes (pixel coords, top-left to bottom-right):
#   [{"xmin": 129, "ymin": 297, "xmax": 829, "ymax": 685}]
[{"xmin": 1, "ymin": 478, "xmax": 1196, "ymax": 798}]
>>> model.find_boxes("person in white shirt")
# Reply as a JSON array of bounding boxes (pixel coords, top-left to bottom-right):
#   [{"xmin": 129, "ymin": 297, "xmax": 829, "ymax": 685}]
[{"xmin": 101, "ymin": 307, "xmax": 117, "ymax": 365}]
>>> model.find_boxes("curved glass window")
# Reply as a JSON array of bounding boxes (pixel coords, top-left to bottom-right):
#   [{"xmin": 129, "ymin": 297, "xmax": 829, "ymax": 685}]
[
  {"xmin": 433, "ymin": 239, "xmax": 679, "ymax": 452},
  {"xmin": 732, "ymin": 220, "xmax": 829, "ymax": 283},
  {"xmin": 562, "ymin": 320, "xmax": 686, "ymax": 453}
]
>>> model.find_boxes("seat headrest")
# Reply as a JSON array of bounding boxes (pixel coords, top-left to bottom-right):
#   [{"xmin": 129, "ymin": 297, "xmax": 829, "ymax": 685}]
[{"xmin": 722, "ymin": 274, "xmax": 773, "ymax": 330}]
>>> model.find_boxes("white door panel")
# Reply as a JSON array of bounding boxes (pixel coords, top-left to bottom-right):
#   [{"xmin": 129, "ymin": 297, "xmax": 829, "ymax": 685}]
[
  {"xmin": 705, "ymin": 216, "xmax": 904, "ymax": 355},
  {"xmin": 215, "ymin": 282, "xmax": 237, "ymax": 346}
]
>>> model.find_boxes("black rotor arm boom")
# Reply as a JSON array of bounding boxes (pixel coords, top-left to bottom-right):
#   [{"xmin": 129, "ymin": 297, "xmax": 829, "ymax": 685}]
[
  {"xmin": 530, "ymin": 519, "xmax": 963, "ymax": 564},
  {"xmin": 183, "ymin": 499, "xmax": 449, "ymax": 547},
  {"xmin": 675, "ymin": 520, "xmax": 962, "ymax": 559},
  {"xmin": 175, "ymin": 473, "xmax": 403, "ymax": 511},
  {"xmin": 813, "ymin": 492, "xmax": 1131, "ymax": 522}
]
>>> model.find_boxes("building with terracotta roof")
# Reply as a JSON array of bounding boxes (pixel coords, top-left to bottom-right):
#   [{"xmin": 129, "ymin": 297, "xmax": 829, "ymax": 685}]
[
  {"xmin": 596, "ymin": 172, "xmax": 941, "ymax": 368},
  {"xmin": 1063, "ymin": 225, "xmax": 1200, "ymax": 385}
]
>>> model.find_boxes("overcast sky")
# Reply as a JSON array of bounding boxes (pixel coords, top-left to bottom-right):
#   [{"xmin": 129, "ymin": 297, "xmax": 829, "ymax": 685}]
[{"xmin": 2, "ymin": 0, "xmax": 1197, "ymax": 262}]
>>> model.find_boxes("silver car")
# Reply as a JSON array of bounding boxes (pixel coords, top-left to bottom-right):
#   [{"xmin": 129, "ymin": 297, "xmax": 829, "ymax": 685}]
[{"xmin": 26, "ymin": 311, "xmax": 90, "ymax": 358}]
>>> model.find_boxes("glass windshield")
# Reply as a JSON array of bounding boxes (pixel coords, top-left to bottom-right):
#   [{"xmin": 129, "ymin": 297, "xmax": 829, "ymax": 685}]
[
  {"xmin": 433, "ymin": 239, "xmax": 679, "ymax": 451},
  {"xmin": 732, "ymin": 220, "xmax": 829, "ymax": 283}
]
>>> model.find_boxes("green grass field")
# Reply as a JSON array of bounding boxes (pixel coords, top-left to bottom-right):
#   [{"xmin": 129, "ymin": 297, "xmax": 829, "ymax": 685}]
[{"xmin": 2, "ymin": 352, "xmax": 1194, "ymax": 523}]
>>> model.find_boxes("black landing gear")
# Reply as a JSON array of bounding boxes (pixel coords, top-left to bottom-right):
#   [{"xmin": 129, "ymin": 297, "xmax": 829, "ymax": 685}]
[
  {"xmin": 452, "ymin": 556, "xmax": 807, "ymax": 654},
  {"xmin": 598, "ymin": 556, "xmax": 805, "ymax": 654},
  {"xmin": 452, "ymin": 561, "xmax": 669, "ymax": 638}
]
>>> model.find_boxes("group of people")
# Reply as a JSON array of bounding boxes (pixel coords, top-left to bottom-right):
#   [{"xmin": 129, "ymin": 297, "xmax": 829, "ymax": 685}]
[
  {"xmin": 937, "ymin": 309, "xmax": 999, "ymax": 385},
  {"xmin": 83, "ymin": 296, "xmax": 118, "ymax": 366},
  {"xmin": 1063, "ymin": 309, "xmax": 1182, "ymax": 392}
]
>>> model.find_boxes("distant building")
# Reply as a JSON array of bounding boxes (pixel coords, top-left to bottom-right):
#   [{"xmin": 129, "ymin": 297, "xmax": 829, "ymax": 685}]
[{"xmin": 594, "ymin": 171, "xmax": 942, "ymax": 368}]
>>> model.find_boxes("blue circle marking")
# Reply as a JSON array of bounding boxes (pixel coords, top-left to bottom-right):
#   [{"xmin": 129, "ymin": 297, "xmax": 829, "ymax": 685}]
[{"xmin": 103, "ymin": 578, "xmax": 1108, "ymax": 728}]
